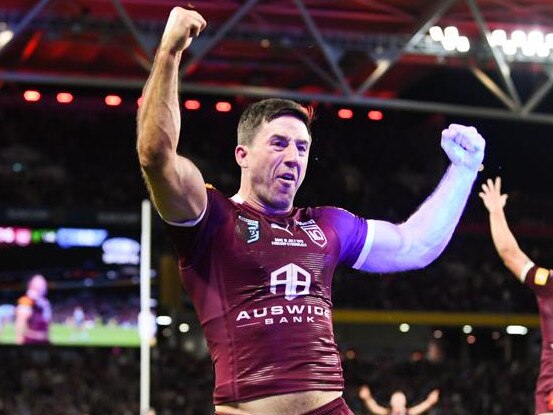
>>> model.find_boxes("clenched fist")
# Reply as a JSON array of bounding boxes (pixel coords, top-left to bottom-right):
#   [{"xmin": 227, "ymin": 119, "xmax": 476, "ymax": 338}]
[
  {"xmin": 441, "ymin": 124, "xmax": 485, "ymax": 171},
  {"xmin": 160, "ymin": 7, "xmax": 207, "ymax": 55}
]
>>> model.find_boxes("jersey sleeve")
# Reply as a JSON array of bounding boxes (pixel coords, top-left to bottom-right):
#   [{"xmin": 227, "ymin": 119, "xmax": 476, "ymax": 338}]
[
  {"xmin": 325, "ymin": 207, "xmax": 373, "ymax": 268},
  {"xmin": 163, "ymin": 186, "xmax": 228, "ymax": 266},
  {"xmin": 17, "ymin": 296, "xmax": 33, "ymax": 309},
  {"xmin": 523, "ymin": 263, "xmax": 553, "ymax": 297}
]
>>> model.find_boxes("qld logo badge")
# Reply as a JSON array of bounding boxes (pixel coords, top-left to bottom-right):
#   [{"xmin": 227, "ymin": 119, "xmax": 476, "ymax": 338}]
[{"xmin": 297, "ymin": 219, "xmax": 327, "ymax": 248}]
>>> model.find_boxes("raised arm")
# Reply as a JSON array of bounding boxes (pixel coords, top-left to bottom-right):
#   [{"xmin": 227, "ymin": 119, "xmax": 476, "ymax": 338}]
[
  {"xmin": 136, "ymin": 7, "xmax": 208, "ymax": 223},
  {"xmin": 359, "ymin": 385, "xmax": 389, "ymax": 415},
  {"xmin": 359, "ymin": 124, "xmax": 485, "ymax": 272},
  {"xmin": 479, "ymin": 177, "xmax": 530, "ymax": 280},
  {"xmin": 408, "ymin": 389, "xmax": 440, "ymax": 415},
  {"xmin": 14, "ymin": 301, "xmax": 31, "ymax": 344}
]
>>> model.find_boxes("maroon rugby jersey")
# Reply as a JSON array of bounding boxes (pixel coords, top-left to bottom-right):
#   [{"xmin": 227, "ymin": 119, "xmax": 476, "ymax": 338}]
[
  {"xmin": 17, "ymin": 295, "xmax": 51, "ymax": 344},
  {"xmin": 523, "ymin": 264, "xmax": 553, "ymax": 398},
  {"xmin": 165, "ymin": 188, "xmax": 372, "ymax": 404}
]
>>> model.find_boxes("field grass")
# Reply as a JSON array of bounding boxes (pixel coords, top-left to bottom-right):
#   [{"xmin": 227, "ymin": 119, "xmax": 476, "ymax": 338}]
[{"xmin": 0, "ymin": 323, "xmax": 140, "ymax": 347}]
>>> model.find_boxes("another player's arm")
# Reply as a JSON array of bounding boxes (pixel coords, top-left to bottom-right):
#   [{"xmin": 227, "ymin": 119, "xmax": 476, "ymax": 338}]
[
  {"xmin": 479, "ymin": 177, "xmax": 530, "ymax": 280},
  {"xmin": 358, "ymin": 124, "xmax": 485, "ymax": 273},
  {"xmin": 136, "ymin": 7, "xmax": 207, "ymax": 223},
  {"xmin": 408, "ymin": 389, "xmax": 440, "ymax": 415},
  {"xmin": 14, "ymin": 299, "xmax": 32, "ymax": 345},
  {"xmin": 359, "ymin": 385, "xmax": 389, "ymax": 415}
]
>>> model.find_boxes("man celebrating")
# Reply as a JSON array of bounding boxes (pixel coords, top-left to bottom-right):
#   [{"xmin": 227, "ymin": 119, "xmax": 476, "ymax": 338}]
[
  {"xmin": 480, "ymin": 177, "xmax": 553, "ymax": 415},
  {"xmin": 137, "ymin": 6, "xmax": 485, "ymax": 415},
  {"xmin": 359, "ymin": 385, "xmax": 439, "ymax": 415},
  {"xmin": 15, "ymin": 274, "xmax": 51, "ymax": 345}
]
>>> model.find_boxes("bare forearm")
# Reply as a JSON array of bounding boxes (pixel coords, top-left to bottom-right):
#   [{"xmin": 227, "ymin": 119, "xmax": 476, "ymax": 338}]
[
  {"xmin": 400, "ymin": 164, "xmax": 477, "ymax": 266},
  {"xmin": 488, "ymin": 208, "xmax": 528, "ymax": 270},
  {"xmin": 15, "ymin": 317, "xmax": 27, "ymax": 344},
  {"xmin": 363, "ymin": 398, "xmax": 388, "ymax": 415},
  {"xmin": 137, "ymin": 50, "xmax": 182, "ymax": 168}
]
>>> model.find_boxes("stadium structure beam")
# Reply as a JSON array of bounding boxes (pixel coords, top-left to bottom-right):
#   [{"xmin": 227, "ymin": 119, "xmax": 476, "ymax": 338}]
[
  {"xmin": 291, "ymin": 50, "xmax": 341, "ymax": 91},
  {"xmin": 469, "ymin": 65, "xmax": 516, "ymax": 110},
  {"xmin": 293, "ymin": 0, "xmax": 353, "ymax": 95},
  {"xmin": 3, "ymin": 70, "xmax": 553, "ymax": 125},
  {"xmin": 355, "ymin": 0, "xmax": 458, "ymax": 96},
  {"xmin": 0, "ymin": 0, "xmax": 52, "ymax": 60},
  {"xmin": 110, "ymin": 0, "xmax": 154, "ymax": 63},
  {"xmin": 180, "ymin": 0, "xmax": 260, "ymax": 78},
  {"xmin": 522, "ymin": 68, "xmax": 553, "ymax": 114},
  {"xmin": 466, "ymin": 0, "xmax": 522, "ymax": 109}
]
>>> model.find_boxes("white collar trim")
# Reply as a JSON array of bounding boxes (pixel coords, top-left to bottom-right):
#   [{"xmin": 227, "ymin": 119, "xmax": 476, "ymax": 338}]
[{"xmin": 231, "ymin": 194, "xmax": 245, "ymax": 204}]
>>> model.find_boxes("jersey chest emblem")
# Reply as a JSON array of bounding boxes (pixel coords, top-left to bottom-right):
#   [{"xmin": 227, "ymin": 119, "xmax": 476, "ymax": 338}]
[
  {"xmin": 297, "ymin": 219, "xmax": 327, "ymax": 248},
  {"xmin": 236, "ymin": 215, "xmax": 260, "ymax": 244}
]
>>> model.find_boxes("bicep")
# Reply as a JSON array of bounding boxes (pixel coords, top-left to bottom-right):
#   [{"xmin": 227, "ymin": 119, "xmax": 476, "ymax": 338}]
[
  {"xmin": 502, "ymin": 248, "xmax": 531, "ymax": 282},
  {"xmin": 357, "ymin": 220, "xmax": 408, "ymax": 273},
  {"xmin": 142, "ymin": 154, "xmax": 207, "ymax": 223}
]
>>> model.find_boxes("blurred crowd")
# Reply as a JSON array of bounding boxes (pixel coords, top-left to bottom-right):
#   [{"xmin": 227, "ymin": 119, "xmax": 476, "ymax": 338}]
[
  {"xmin": 0, "ymin": 339, "xmax": 539, "ymax": 415},
  {"xmin": 2, "ymin": 98, "xmax": 553, "ymax": 414}
]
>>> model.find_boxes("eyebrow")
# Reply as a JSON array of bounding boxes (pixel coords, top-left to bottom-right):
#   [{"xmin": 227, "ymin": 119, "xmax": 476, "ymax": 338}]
[{"xmin": 271, "ymin": 134, "xmax": 311, "ymax": 145}]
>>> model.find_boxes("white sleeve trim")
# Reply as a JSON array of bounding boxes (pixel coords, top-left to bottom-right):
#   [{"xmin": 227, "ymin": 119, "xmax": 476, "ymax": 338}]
[
  {"xmin": 519, "ymin": 261, "xmax": 535, "ymax": 283},
  {"xmin": 352, "ymin": 219, "xmax": 376, "ymax": 270},
  {"xmin": 160, "ymin": 207, "xmax": 206, "ymax": 228}
]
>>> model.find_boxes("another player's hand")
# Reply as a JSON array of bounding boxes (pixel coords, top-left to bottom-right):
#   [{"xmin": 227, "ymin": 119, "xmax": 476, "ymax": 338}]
[
  {"xmin": 441, "ymin": 124, "xmax": 485, "ymax": 171},
  {"xmin": 160, "ymin": 7, "xmax": 207, "ymax": 55},
  {"xmin": 479, "ymin": 177, "xmax": 508, "ymax": 213},
  {"xmin": 359, "ymin": 385, "xmax": 372, "ymax": 400},
  {"xmin": 428, "ymin": 389, "xmax": 440, "ymax": 404}
]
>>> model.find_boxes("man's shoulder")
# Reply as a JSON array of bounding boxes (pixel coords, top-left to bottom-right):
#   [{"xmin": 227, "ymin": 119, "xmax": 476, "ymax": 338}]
[
  {"xmin": 300, "ymin": 205, "xmax": 359, "ymax": 220},
  {"xmin": 17, "ymin": 296, "xmax": 33, "ymax": 307}
]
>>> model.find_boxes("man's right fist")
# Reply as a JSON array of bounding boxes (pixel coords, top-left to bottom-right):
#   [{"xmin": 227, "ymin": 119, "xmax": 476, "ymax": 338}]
[{"xmin": 160, "ymin": 7, "xmax": 207, "ymax": 55}]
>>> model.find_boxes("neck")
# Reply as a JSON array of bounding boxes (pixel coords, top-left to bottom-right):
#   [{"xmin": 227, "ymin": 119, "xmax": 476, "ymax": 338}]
[{"xmin": 235, "ymin": 190, "xmax": 292, "ymax": 216}]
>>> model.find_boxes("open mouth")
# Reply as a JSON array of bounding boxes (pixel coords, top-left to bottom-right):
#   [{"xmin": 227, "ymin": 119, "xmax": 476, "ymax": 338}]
[{"xmin": 278, "ymin": 173, "xmax": 296, "ymax": 182}]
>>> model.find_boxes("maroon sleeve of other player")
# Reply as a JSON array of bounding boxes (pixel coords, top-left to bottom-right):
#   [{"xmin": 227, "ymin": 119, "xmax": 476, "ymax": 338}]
[{"xmin": 524, "ymin": 265, "xmax": 553, "ymax": 297}]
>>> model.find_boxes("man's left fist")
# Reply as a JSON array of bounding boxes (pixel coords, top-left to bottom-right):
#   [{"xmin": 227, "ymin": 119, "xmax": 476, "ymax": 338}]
[{"xmin": 441, "ymin": 123, "xmax": 485, "ymax": 171}]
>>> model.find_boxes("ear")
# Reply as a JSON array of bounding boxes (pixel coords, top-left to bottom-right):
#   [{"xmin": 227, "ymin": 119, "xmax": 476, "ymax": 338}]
[{"xmin": 235, "ymin": 145, "xmax": 249, "ymax": 168}]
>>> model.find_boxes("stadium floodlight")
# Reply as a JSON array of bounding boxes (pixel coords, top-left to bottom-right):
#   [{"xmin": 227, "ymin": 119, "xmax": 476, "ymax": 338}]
[
  {"xmin": 456, "ymin": 36, "xmax": 470, "ymax": 53},
  {"xmin": 506, "ymin": 325, "xmax": 528, "ymax": 335},
  {"xmin": 490, "ymin": 29, "xmax": 507, "ymax": 47},
  {"xmin": 156, "ymin": 316, "xmax": 172, "ymax": 326},
  {"xmin": 429, "ymin": 26, "xmax": 443, "ymax": 42},
  {"xmin": 537, "ymin": 43, "xmax": 550, "ymax": 58},
  {"xmin": 528, "ymin": 30, "xmax": 545, "ymax": 47},
  {"xmin": 522, "ymin": 43, "xmax": 537, "ymax": 57},
  {"xmin": 502, "ymin": 39, "xmax": 517, "ymax": 56},
  {"xmin": 511, "ymin": 30, "xmax": 527, "ymax": 47},
  {"xmin": 441, "ymin": 37, "xmax": 456, "ymax": 51},
  {"xmin": 443, "ymin": 26, "xmax": 459, "ymax": 40},
  {"xmin": 0, "ymin": 28, "xmax": 13, "ymax": 49},
  {"xmin": 546, "ymin": 33, "xmax": 553, "ymax": 48}
]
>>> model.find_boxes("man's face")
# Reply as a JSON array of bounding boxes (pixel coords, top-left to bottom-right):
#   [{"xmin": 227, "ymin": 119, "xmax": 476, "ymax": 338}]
[
  {"xmin": 29, "ymin": 275, "xmax": 47, "ymax": 297},
  {"xmin": 242, "ymin": 115, "xmax": 311, "ymax": 212}
]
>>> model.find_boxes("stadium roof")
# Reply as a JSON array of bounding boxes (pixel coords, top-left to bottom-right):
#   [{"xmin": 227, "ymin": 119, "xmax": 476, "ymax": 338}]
[{"xmin": 2, "ymin": 0, "xmax": 553, "ymax": 123}]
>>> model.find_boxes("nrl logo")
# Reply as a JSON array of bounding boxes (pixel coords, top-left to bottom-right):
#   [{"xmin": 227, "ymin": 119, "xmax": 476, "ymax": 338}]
[
  {"xmin": 297, "ymin": 219, "xmax": 327, "ymax": 248},
  {"xmin": 236, "ymin": 215, "xmax": 260, "ymax": 244}
]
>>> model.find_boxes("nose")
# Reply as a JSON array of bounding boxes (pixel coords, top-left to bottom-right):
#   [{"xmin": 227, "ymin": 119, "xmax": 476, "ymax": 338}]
[{"xmin": 283, "ymin": 144, "xmax": 300, "ymax": 166}]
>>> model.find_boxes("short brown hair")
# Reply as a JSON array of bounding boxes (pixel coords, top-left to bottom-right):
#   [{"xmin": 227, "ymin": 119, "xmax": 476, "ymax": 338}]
[{"xmin": 237, "ymin": 98, "xmax": 313, "ymax": 146}]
